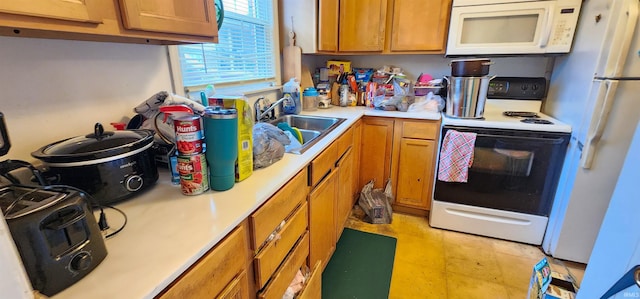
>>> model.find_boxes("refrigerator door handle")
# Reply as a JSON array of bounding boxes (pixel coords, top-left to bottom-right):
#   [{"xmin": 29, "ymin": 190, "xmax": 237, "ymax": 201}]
[{"xmin": 581, "ymin": 80, "xmax": 619, "ymax": 169}]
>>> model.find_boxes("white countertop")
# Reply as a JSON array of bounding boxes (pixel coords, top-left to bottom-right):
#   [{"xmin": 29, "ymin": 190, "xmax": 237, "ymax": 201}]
[{"xmin": 52, "ymin": 107, "xmax": 440, "ymax": 299}]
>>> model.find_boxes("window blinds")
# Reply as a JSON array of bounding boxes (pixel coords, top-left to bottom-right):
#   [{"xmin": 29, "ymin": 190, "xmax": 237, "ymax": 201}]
[{"xmin": 178, "ymin": 0, "xmax": 275, "ymax": 88}]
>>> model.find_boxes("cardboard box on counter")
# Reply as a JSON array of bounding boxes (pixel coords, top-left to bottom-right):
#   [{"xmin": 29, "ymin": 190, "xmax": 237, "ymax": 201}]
[
  {"xmin": 527, "ymin": 257, "xmax": 579, "ymax": 299},
  {"xmin": 326, "ymin": 60, "xmax": 351, "ymax": 75}
]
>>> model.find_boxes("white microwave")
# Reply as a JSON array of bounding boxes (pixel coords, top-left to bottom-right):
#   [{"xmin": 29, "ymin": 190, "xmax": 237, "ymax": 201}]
[{"xmin": 446, "ymin": 0, "xmax": 582, "ymax": 56}]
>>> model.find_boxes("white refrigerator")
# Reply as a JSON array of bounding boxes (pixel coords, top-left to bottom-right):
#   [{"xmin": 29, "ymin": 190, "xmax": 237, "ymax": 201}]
[
  {"xmin": 576, "ymin": 121, "xmax": 640, "ymax": 298},
  {"xmin": 542, "ymin": 0, "xmax": 640, "ymax": 264}
]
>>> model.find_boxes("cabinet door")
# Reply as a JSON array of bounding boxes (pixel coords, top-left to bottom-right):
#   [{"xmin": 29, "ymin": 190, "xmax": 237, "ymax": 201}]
[
  {"xmin": 396, "ymin": 138, "xmax": 436, "ymax": 210},
  {"xmin": 351, "ymin": 119, "xmax": 362, "ymax": 203},
  {"xmin": 0, "ymin": 0, "xmax": 101, "ymax": 23},
  {"xmin": 216, "ymin": 270, "xmax": 250, "ymax": 299},
  {"xmin": 119, "ymin": 0, "xmax": 218, "ymax": 37},
  {"xmin": 318, "ymin": 0, "xmax": 338, "ymax": 52},
  {"xmin": 309, "ymin": 170, "xmax": 337, "ymax": 269},
  {"xmin": 389, "ymin": 0, "xmax": 452, "ymax": 51},
  {"xmin": 335, "ymin": 148, "xmax": 354, "ymax": 240},
  {"xmin": 359, "ymin": 117, "xmax": 394, "ymax": 190},
  {"xmin": 339, "ymin": 0, "xmax": 387, "ymax": 52}
]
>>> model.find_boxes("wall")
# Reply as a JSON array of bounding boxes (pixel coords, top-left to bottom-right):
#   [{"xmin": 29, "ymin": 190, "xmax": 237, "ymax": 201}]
[
  {"xmin": 0, "ymin": 36, "xmax": 173, "ymax": 162},
  {"xmin": 303, "ymin": 54, "xmax": 552, "ymax": 81}
]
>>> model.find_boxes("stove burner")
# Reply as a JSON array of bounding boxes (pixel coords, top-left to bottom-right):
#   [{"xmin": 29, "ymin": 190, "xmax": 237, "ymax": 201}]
[
  {"xmin": 503, "ymin": 111, "xmax": 539, "ymax": 118},
  {"xmin": 521, "ymin": 118, "xmax": 553, "ymax": 125}
]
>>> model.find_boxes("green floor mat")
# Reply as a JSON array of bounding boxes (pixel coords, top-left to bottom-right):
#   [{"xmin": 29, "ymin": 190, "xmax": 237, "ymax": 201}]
[{"xmin": 322, "ymin": 228, "xmax": 397, "ymax": 299}]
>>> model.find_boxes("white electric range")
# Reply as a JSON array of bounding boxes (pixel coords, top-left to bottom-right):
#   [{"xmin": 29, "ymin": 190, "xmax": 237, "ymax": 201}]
[{"xmin": 430, "ymin": 77, "xmax": 572, "ymax": 245}]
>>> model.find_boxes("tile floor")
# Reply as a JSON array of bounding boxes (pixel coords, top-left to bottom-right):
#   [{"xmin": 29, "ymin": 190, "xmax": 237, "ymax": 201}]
[{"xmin": 344, "ymin": 209, "xmax": 586, "ymax": 299}]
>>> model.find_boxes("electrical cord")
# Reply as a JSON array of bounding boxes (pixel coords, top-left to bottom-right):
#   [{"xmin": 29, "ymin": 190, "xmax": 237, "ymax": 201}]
[{"xmin": 101, "ymin": 205, "xmax": 128, "ymax": 239}]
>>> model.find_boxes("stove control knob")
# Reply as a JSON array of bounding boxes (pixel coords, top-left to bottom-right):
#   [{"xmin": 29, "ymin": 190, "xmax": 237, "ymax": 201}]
[
  {"xmin": 125, "ymin": 175, "xmax": 144, "ymax": 192},
  {"xmin": 521, "ymin": 85, "xmax": 528, "ymax": 90},
  {"xmin": 70, "ymin": 252, "xmax": 92, "ymax": 272},
  {"xmin": 532, "ymin": 84, "xmax": 539, "ymax": 90}
]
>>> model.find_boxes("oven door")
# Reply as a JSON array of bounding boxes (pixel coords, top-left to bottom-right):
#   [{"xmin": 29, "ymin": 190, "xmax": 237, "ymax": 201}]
[{"xmin": 434, "ymin": 126, "xmax": 569, "ymax": 216}]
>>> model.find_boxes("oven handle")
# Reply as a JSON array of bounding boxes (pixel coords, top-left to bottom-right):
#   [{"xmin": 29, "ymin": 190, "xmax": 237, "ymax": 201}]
[{"xmin": 475, "ymin": 133, "xmax": 567, "ymax": 144}]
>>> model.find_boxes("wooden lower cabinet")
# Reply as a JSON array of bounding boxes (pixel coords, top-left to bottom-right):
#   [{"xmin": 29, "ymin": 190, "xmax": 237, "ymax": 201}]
[
  {"xmin": 335, "ymin": 147, "xmax": 354, "ymax": 240},
  {"xmin": 156, "ymin": 223, "xmax": 249, "ymax": 299},
  {"xmin": 309, "ymin": 169, "xmax": 337, "ymax": 269},
  {"xmin": 217, "ymin": 270, "xmax": 250, "ymax": 299},
  {"xmin": 395, "ymin": 138, "xmax": 436, "ymax": 210},
  {"xmin": 351, "ymin": 119, "xmax": 362, "ymax": 203},
  {"xmin": 359, "ymin": 117, "xmax": 394, "ymax": 190},
  {"xmin": 390, "ymin": 119, "xmax": 441, "ymax": 213}
]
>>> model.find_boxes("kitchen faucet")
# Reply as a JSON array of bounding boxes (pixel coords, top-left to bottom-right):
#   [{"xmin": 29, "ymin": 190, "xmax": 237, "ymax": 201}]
[{"xmin": 254, "ymin": 96, "xmax": 287, "ymax": 122}]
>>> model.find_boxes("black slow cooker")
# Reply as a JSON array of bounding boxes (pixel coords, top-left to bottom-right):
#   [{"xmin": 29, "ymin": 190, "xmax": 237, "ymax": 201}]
[{"xmin": 31, "ymin": 123, "xmax": 158, "ymax": 205}]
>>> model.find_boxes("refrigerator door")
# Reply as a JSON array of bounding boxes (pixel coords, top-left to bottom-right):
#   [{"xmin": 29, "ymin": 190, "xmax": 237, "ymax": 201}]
[
  {"xmin": 594, "ymin": 0, "xmax": 640, "ymax": 78},
  {"xmin": 576, "ymin": 121, "xmax": 640, "ymax": 298},
  {"xmin": 543, "ymin": 79, "xmax": 640, "ymax": 263},
  {"xmin": 581, "ymin": 79, "xmax": 619, "ymax": 169}
]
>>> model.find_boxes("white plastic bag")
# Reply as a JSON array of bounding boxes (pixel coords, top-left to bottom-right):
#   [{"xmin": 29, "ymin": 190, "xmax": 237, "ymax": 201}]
[{"xmin": 408, "ymin": 92, "xmax": 444, "ymax": 112}]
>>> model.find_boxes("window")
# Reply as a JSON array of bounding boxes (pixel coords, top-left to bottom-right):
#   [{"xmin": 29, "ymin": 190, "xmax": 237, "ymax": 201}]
[{"xmin": 172, "ymin": 0, "xmax": 277, "ymax": 93}]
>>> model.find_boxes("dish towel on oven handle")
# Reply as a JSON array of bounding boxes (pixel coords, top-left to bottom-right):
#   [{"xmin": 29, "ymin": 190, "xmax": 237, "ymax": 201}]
[{"xmin": 437, "ymin": 130, "xmax": 477, "ymax": 183}]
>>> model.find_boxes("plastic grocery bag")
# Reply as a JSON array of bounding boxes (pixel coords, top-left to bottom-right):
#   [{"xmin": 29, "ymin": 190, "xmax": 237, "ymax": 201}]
[
  {"xmin": 408, "ymin": 92, "xmax": 444, "ymax": 112},
  {"xmin": 252, "ymin": 123, "xmax": 291, "ymax": 169}
]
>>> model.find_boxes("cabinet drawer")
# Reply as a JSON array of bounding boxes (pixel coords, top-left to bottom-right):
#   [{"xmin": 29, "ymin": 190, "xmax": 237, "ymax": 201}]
[
  {"xmin": 258, "ymin": 232, "xmax": 310, "ymax": 299},
  {"xmin": 158, "ymin": 225, "xmax": 246, "ymax": 299},
  {"xmin": 402, "ymin": 120, "xmax": 438, "ymax": 140},
  {"xmin": 336, "ymin": 127, "xmax": 353, "ymax": 157},
  {"xmin": 216, "ymin": 270, "xmax": 249, "ymax": 299},
  {"xmin": 298, "ymin": 261, "xmax": 322, "ymax": 299},
  {"xmin": 309, "ymin": 142, "xmax": 338, "ymax": 187},
  {"xmin": 250, "ymin": 169, "xmax": 308, "ymax": 251},
  {"xmin": 254, "ymin": 202, "xmax": 308, "ymax": 289}
]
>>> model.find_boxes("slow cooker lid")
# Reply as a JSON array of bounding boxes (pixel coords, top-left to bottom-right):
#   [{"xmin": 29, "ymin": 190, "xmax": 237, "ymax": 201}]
[{"xmin": 33, "ymin": 123, "xmax": 154, "ymax": 161}]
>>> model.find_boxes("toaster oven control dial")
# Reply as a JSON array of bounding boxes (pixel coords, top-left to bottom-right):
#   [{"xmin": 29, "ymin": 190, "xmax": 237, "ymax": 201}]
[
  {"xmin": 125, "ymin": 175, "xmax": 144, "ymax": 191},
  {"xmin": 70, "ymin": 252, "xmax": 92, "ymax": 272}
]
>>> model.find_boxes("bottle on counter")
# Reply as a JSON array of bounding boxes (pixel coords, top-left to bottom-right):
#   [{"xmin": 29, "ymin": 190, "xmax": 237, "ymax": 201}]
[{"xmin": 282, "ymin": 78, "xmax": 301, "ymax": 115}]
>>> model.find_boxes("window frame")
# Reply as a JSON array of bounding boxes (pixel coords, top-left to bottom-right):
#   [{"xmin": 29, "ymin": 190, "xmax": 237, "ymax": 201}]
[{"xmin": 167, "ymin": 0, "xmax": 281, "ymax": 98}]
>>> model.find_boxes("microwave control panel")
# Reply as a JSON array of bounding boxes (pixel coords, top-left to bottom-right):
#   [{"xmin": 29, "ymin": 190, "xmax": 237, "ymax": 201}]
[{"xmin": 487, "ymin": 77, "xmax": 547, "ymax": 100}]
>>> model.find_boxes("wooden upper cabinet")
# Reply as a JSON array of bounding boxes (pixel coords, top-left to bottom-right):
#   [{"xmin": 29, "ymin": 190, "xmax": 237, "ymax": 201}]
[
  {"xmin": 119, "ymin": 0, "xmax": 218, "ymax": 37},
  {"xmin": 388, "ymin": 0, "xmax": 452, "ymax": 52},
  {"xmin": 318, "ymin": 0, "xmax": 338, "ymax": 52},
  {"xmin": 338, "ymin": 0, "xmax": 387, "ymax": 52},
  {"xmin": 0, "ymin": 0, "xmax": 102, "ymax": 23}
]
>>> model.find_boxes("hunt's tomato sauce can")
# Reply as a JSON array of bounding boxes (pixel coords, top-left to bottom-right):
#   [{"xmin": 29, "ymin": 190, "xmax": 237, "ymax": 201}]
[
  {"xmin": 174, "ymin": 116, "xmax": 205, "ymax": 155},
  {"xmin": 177, "ymin": 154, "xmax": 209, "ymax": 195}
]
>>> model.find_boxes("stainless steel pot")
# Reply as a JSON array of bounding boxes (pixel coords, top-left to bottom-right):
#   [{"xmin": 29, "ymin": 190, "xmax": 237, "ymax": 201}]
[{"xmin": 444, "ymin": 75, "xmax": 496, "ymax": 119}]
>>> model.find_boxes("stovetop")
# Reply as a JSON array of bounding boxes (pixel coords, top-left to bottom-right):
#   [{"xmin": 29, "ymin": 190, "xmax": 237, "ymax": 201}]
[{"xmin": 442, "ymin": 99, "xmax": 572, "ymax": 133}]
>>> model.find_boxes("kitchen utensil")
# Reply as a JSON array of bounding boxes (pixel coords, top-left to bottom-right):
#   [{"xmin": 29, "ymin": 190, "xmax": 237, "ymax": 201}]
[
  {"xmin": 31, "ymin": 123, "xmax": 158, "ymax": 205},
  {"xmin": 444, "ymin": 75, "xmax": 496, "ymax": 119},
  {"xmin": 450, "ymin": 59, "xmax": 493, "ymax": 77},
  {"xmin": 203, "ymin": 107, "xmax": 238, "ymax": 191},
  {"xmin": 282, "ymin": 31, "xmax": 302, "ymax": 83},
  {"xmin": 301, "ymin": 65, "xmax": 314, "ymax": 90},
  {"xmin": 1, "ymin": 185, "xmax": 107, "ymax": 296}
]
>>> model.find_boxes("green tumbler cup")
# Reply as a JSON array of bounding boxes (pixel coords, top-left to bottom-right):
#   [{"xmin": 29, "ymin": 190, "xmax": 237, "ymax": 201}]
[{"xmin": 203, "ymin": 107, "xmax": 238, "ymax": 191}]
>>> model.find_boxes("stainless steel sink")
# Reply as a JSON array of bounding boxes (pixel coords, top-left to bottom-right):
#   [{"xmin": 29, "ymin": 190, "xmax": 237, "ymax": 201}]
[{"xmin": 269, "ymin": 115, "xmax": 346, "ymax": 154}]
